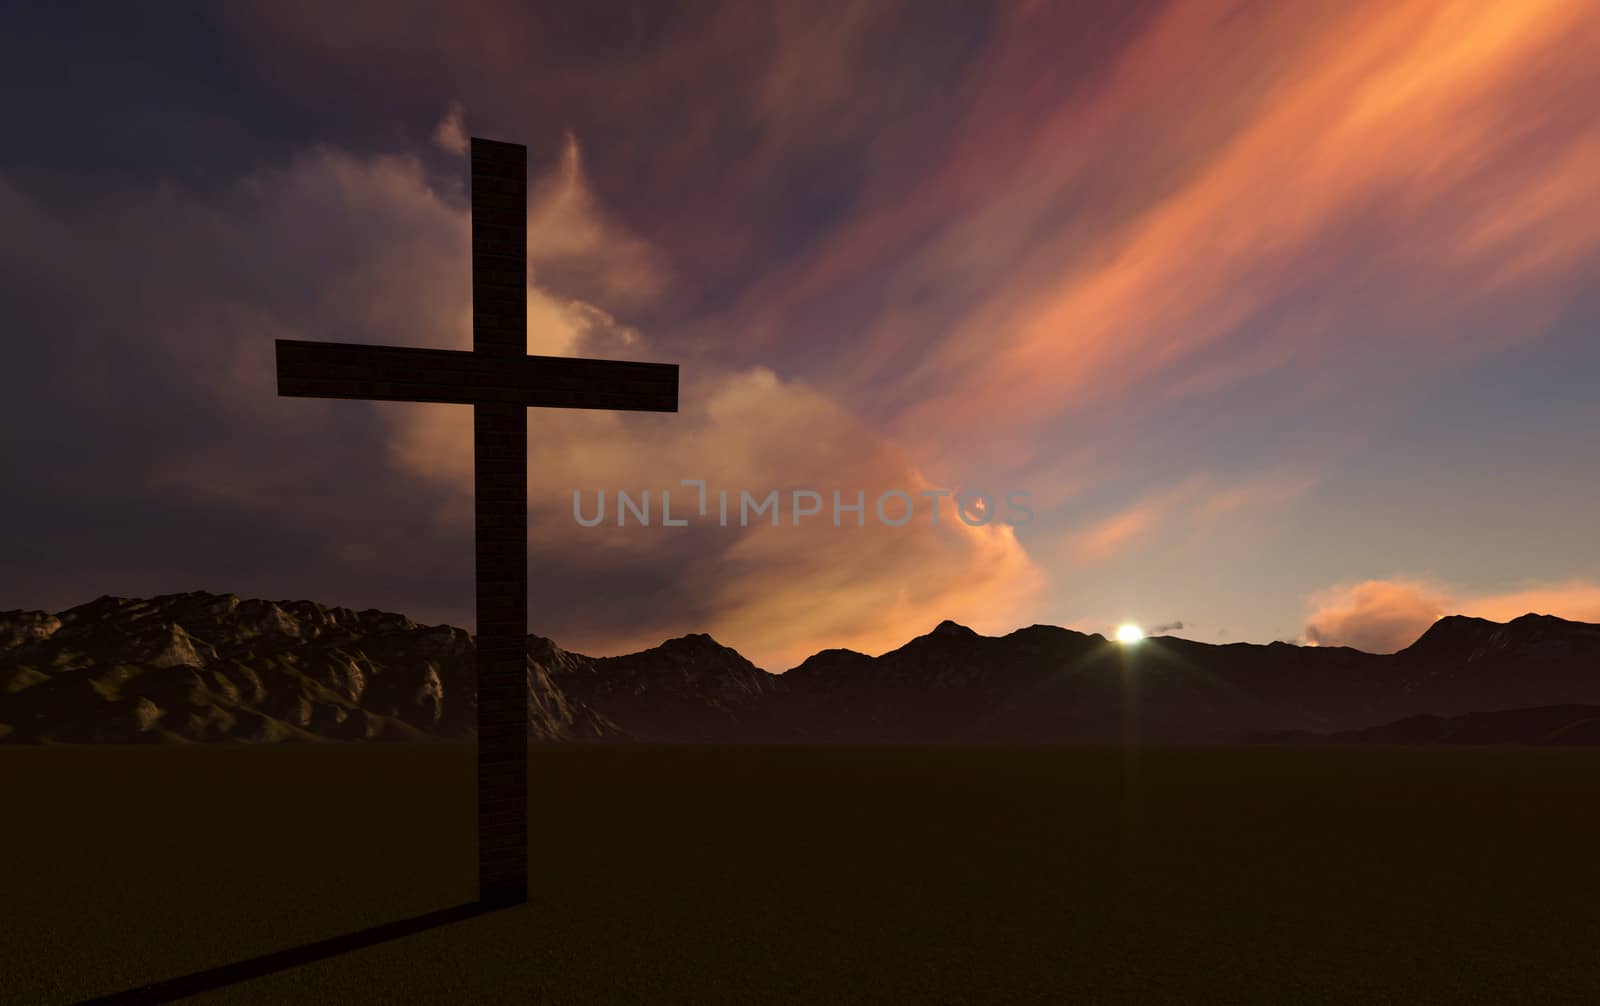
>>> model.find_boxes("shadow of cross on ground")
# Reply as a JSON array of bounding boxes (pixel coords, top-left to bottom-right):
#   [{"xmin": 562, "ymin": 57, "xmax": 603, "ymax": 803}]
[{"xmin": 75, "ymin": 902, "xmax": 514, "ymax": 1006}]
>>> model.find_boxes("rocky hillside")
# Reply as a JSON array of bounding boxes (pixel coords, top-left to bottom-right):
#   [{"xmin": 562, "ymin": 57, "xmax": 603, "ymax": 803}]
[
  {"xmin": 0, "ymin": 593, "xmax": 609, "ymax": 743},
  {"xmin": 3, "ymin": 592, "xmax": 1598, "ymax": 743},
  {"xmin": 550, "ymin": 633, "xmax": 782, "ymax": 742}
]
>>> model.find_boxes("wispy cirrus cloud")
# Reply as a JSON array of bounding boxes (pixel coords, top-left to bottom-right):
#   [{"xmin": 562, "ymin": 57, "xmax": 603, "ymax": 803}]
[
  {"xmin": 1057, "ymin": 469, "xmax": 1320, "ymax": 568},
  {"xmin": 741, "ymin": 0, "xmax": 1600, "ymax": 475}
]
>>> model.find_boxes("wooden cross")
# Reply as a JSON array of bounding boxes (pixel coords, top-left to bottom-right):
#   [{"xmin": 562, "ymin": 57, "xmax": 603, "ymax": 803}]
[{"xmin": 276, "ymin": 137, "xmax": 678, "ymax": 906}]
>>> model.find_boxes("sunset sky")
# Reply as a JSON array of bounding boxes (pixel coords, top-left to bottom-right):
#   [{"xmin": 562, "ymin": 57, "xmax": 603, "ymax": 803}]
[{"xmin": 3, "ymin": 1, "xmax": 1598, "ymax": 670}]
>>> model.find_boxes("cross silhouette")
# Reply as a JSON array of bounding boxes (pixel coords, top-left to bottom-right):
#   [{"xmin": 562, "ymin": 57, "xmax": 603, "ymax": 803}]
[{"xmin": 276, "ymin": 137, "xmax": 678, "ymax": 906}]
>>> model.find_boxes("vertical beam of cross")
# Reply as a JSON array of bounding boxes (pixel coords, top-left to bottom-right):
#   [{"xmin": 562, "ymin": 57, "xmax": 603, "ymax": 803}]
[{"xmin": 470, "ymin": 138, "xmax": 530, "ymax": 907}]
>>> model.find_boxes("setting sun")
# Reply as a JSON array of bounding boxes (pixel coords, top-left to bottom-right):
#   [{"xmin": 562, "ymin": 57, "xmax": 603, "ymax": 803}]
[{"xmin": 1116, "ymin": 624, "xmax": 1145, "ymax": 643}]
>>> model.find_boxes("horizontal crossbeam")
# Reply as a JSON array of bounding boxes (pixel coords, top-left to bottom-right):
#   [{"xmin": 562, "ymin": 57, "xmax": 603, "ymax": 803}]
[{"xmin": 275, "ymin": 339, "xmax": 678, "ymax": 412}]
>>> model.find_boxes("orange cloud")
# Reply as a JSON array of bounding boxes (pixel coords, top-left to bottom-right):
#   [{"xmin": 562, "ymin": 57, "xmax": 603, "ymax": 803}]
[
  {"xmin": 1304, "ymin": 577, "xmax": 1600, "ymax": 652},
  {"xmin": 1457, "ymin": 581, "xmax": 1600, "ymax": 625},
  {"xmin": 1304, "ymin": 579, "xmax": 1452, "ymax": 652}
]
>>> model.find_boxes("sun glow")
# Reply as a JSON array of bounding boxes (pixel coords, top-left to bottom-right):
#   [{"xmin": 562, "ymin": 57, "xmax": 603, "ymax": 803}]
[{"xmin": 1115, "ymin": 623, "xmax": 1145, "ymax": 644}]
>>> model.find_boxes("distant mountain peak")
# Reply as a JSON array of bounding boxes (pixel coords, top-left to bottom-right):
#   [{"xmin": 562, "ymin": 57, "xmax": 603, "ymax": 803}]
[
  {"xmin": 930, "ymin": 619, "xmax": 977, "ymax": 637},
  {"xmin": 596, "ymin": 631, "xmax": 773, "ymax": 681},
  {"xmin": 1430, "ymin": 613, "xmax": 1497, "ymax": 630},
  {"xmin": 1508, "ymin": 612, "xmax": 1575, "ymax": 628},
  {"xmin": 1403, "ymin": 614, "xmax": 1499, "ymax": 651},
  {"xmin": 1422, "ymin": 611, "xmax": 1591, "ymax": 639},
  {"xmin": 653, "ymin": 632, "xmax": 743, "ymax": 658},
  {"xmin": 1400, "ymin": 612, "xmax": 1600, "ymax": 667}
]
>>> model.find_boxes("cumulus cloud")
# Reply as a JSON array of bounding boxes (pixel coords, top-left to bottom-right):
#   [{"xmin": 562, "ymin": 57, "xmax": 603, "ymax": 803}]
[
  {"xmin": 1303, "ymin": 577, "xmax": 1600, "ymax": 652},
  {"xmin": 383, "ymin": 137, "xmax": 1044, "ymax": 666},
  {"xmin": 0, "ymin": 135, "xmax": 1043, "ymax": 670},
  {"xmin": 432, "ymin": 101, "xmax": 468, "ymax": 156},
  {"xmin": 524, "ymin": 131, "xmax": 670, "ymax": 310},
  {"xmin": 1303, "ymin": 580, "xmax": 1451, "ymax": 652},
  {"xmin": 362, "ymin": 142, "xmax": 1043, "ymax": 665}
]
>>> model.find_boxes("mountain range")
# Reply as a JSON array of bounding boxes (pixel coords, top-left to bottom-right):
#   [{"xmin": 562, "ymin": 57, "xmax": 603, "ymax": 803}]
[{"xmin": 3, "ymin": 591, "xmax": 1599, "ymax": 744}]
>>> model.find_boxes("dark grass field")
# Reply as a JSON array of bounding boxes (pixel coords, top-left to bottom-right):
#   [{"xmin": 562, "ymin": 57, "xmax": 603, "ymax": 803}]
[{"xmin": 3, "ymin": 746, "xmax": 1598, "ymax": 1004}]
